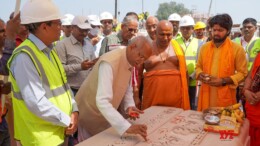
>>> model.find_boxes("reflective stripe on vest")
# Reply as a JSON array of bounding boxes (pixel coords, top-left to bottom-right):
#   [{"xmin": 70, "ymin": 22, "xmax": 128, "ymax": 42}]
[
  {"xmin": 185, "ymin": 56, "xmax": 196, "ymax": 60},
  {"xmin": 247, "ymin": 39, "xmax": 257, "ymax": 53},
  {"xmin": 247, "ymin": 39, "xmax": 259, "ymax": 70},
  {"xmin": 12, "ymin": 46, "xmax": 70, "ymax": 100},
  {"xmin": 249, "ymin": 57, "xmax": 255, "ymax": 62}
]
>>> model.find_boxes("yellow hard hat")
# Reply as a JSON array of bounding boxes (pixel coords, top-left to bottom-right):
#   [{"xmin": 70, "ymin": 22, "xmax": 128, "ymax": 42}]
[{"xmin": 194, "ymin": 21, "xmax": 206, "ymax": 30}]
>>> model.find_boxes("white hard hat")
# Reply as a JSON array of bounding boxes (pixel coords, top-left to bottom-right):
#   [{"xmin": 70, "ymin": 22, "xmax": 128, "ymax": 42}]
[
  {"xmin": 21, "ymin": 0, "xmax": 63, "ymax": 24},
  {"xmin": 62, "ymin": 14, "xmax": 75, "ymax": 26},
  {"xmin": 179, "ymin": 15, "xmax": 195, "ymax": 27},
  {"xmin": 87, "ymin": 15, "xmax": 102, "ymax": 26},
  {"xmin": 72, "ymin": 15, "xmax": 91, "ymax": 29},
  {"xmin": 168, "ymin": 13, "xmax": 181, "ymax": 21},
  {"xmin": 100, "ymin": 12, "xmax": 113, "ymax": 21}
]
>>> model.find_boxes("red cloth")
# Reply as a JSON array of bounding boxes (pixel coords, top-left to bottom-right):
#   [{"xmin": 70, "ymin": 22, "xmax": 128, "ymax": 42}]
[
  {"xmin": 249, "ymin": 126, "xmax": 260, "ymax": 146},
  {"xmin": 245, "ymin": 53, "xmax": 260, "ymax": 146},
  {"xmin": 252, "ymin": 53, "xmax": 260, "ymax": 78},
  {"xmin": 16, "ymin": 36, "xmax": 24, "ymax": 47},
  {"xmin": 246, "ymin": 53, "xmax": 260, "ymax": 126}
]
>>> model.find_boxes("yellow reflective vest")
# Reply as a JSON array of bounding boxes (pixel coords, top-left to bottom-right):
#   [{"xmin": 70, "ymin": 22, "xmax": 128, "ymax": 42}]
[
  {"xmin": 7, "ymin": 39, "xmax": 72, "ymax": 146},
  {"xmin": 234, "ymin": 37, "xmax": 260, "ymax": 70},
  {"xmin": 176, "ymin": 37, "xmax": 200, "ymax": 86}
]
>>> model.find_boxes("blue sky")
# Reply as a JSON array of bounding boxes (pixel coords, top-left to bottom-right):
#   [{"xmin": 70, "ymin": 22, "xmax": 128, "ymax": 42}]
[{"xmin": 1, "ymin": 0, "xmax": 260, "ymax": 24}]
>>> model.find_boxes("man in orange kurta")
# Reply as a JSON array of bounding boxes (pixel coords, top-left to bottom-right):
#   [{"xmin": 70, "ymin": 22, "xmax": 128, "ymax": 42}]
[
  {"xmin": 196, "ymin": 14, "xmax": 248, "ymax": 111},
  {"xmin": 141, "ymin": 20, "xmax": 190, "ymax": 110}
]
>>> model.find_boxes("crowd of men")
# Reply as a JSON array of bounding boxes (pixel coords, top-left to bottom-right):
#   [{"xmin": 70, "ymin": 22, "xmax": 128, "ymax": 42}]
[{"xmin": 0, "ymin": 0, "xmax": 260, "ymax": 146}]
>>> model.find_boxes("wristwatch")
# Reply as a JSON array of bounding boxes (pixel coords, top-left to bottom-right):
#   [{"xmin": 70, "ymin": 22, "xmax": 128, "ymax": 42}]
[{"xmin": 222, "ymin": 78, "xmax": 227, "ymax": 86}]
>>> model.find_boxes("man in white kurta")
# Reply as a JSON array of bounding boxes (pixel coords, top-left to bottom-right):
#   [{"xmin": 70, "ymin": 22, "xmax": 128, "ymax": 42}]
[{"xmin": 76, "ymin": 36, "xmax": 152, "ymax": 142}]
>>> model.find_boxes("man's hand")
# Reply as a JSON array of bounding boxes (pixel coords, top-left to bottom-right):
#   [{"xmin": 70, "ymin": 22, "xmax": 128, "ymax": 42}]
[
  {"xmin": 244, "ymin": 90, "xmax": 258, "ymax": 105},
  {"xmin": 91, "ymin": 37, "xmax": 100, "ymax": 46},
  {"xmin": 0, "ymin": 81, "xmax": 11, "ymax": 95},
  {"xmin": 256, "ymin": 91, "xmax": 260, "ymax": 99},
  {"xmin": 92, "ymin": 57, "xmax": 99, "ymax": 64},
  {"xmin": 65, "ymin": 112, "xmax": 79, "ymax": 135},
  {"xmin": 198, "ymin": 73, "xmax": 211, "ymax": 83},
  {"xmin": 126, "ymin": 124, "xmax": 147, "ymax": 141},
  {"xmin": 81, "ymin": 59, "xmax": 95, "ymax": 70},
  {"xmin": 5, "ymin": 13, "xmax": 20, "ymax": 40},
  {"xmin": 126, "ymin": 106, "xmax": 144, "ymax": 120},
  {"xmin": 207, "ymin": 76, "xmax": 222, "ymax": 87}
]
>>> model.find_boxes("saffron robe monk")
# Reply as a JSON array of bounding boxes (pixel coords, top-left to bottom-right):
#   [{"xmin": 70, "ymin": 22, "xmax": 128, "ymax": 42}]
[{"xmin": 141, "ymin": 20, "xmax": 190, "ymax": 110}]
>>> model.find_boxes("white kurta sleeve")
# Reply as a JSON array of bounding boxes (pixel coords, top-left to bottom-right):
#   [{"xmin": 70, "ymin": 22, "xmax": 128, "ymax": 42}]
[{"xmin": 96, "ymin": 61, "xmax": 132, "ymax": 135}]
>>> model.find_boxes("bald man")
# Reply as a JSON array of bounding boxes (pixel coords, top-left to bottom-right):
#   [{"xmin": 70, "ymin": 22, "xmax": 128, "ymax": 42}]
[
  {"xmin": 145, "ymin": 16, "xmax": 159, "ymax": 41},
  {"xmin": 141, "ymin": 20, "xmax": 190, "ymax": 110},
  {"xmin": 76, "ymin": 36, "xmax": 152, "ymax": 141}
]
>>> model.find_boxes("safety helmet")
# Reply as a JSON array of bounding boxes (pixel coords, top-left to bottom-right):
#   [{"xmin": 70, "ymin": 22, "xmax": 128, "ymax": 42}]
[
  {"xmin": 168, "ymin": 13, "xmax": 181, "ymax": 21},
  {"xmin": 179, "ymin": 15, "xmax": 195, "ymax": 27},
  {"xmin": 21, "ymin": 0, "xmax": 63, "ymax": 24},
  {"xmin": 87, "ymin": 15, "xmax": 102, "ymax": 26},
  {"xmin": 100, "ymin": 12, "xmax": 113, "ymax": 21},
  {"xmin": 62, "ymin": 14, "xmax": 75, "ymax": 26},
  {"xmin": 194, "ymin": 21, "xmax": 206, "ymax": 30}
]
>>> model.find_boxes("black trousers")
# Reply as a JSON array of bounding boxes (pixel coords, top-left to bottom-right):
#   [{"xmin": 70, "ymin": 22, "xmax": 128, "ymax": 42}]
[
  {"xmin": 189, "ymin": 86, "xmax": 197, "ymax": 110},
  {"xmin": 0, "ymin": 129, "xmax": 10, "ymax": 146}
]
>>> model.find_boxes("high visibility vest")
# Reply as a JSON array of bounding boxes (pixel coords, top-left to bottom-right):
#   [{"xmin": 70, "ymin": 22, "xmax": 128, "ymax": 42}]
[
  {"xmin": 234, "ymin": 37, "xmax": 260, "ymax": 70},
  {"xmin": 7, "ymin": 39, "xmax": 72, "ymax": 146},
  {"xmin": 176, "ymin": 37, "xmax": 200, "ymax": 86}
]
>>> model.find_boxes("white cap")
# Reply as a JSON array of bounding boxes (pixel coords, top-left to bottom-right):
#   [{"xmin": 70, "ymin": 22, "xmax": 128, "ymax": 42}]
[
  {"xmin": 62, "ymin": 14, "xmax": 74, "ymax": 26},
  {"xmin": 168, "ymin": 13, "xmax": 181, "ymax": 21},
  {"xmin": 21, "ymin": 0, "xmax": 63, "ymax": 24},
  {"xmin": 100, "ymin": 12, "xmax": 113, "ymax": 21},
  {"xmin": 87, "ymin": 15, "xmax": 102, "ymax": 26},
  {"xmin": 179, "ymin": 15, "xmax": 195, "ymax": 27},
  {"xmin": 72, "ymin": 15, "xmax": 91, "ymax": 29}
]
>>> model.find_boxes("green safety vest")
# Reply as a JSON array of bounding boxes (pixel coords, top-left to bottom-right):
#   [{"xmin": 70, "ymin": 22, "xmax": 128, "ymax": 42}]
[
  {"xmin": 7, "ymin": 39, "xmax": 72, "ymax": 146},
  {"xmin": 176, "ymin": 37, "xmax": 200, "ymax": 86},
  {"xmin": 234, "ymin": 37, "xmax": 260, "ymax": 70}
]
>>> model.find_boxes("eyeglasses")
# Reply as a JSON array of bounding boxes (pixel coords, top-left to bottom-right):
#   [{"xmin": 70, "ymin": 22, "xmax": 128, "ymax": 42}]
[
  {"xmin": 91, "ymin": 25, "xmax": 101, "ymax": 29},
  {"xmin": 146, "ymin": 24, "xmax": 157, "ymax": 30},
  {"xmin": 127, "ymin": 27, "xmax": 138, "ymax": 33},
  {"xmin": 76, "ymin": 26, "xmax": 90, "ymax": 33},
  {"xmin": 64, "ymin": 25, "xmax": 72, "ymax": 28},
  {"xmin": 45, "ymin": 20, "xmax": 62, "ymax": 28},
  {"xmin": 181, "ymin": 26, "xmax": 193, "ymax": 30},
  {"xmin": 102, "ymin": 20, "xmax": 112, "ymax": 24}
]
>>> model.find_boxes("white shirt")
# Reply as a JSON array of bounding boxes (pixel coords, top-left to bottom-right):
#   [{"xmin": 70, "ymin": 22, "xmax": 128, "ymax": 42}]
[
  {"xmin": 96, "ymin": 61, "xmax": 135, "ymax": 135},
  {"xmin": 93, "ymin": 36, "xmax": 104, "ymax": 58}
]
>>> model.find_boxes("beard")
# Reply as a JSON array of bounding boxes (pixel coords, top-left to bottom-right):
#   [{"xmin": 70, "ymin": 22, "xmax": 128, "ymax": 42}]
[{"xmin": 213, "ymin": 34, "xmax": 228, "ymax": 43}]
